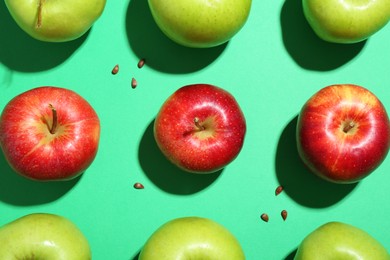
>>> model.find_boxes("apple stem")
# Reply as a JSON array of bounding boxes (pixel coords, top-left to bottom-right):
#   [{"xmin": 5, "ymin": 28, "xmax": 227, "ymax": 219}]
[
  {"xmin": 343, "ymin": 121, "xmax": 355, "ymax": 133},
  {"xmin": 49, "ymin": 104, "xmax": 58, "ymax": 134},
  {"xmin": 194, "ymin": 117, "xmax": 205, "ymax": 131},
  {"xmin": 36, "ymin": 0, "xmax": 44, "ymax": 28}
]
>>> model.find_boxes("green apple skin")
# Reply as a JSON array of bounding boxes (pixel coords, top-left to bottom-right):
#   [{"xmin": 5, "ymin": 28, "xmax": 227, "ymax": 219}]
[
  {"xmin": 139, "ymin": 217, "xmax": 245, "ymax": 259},
  {"xmin": 5, "ymin": 0, "xmax": 106, "ymax": 42},
  {"xmin": 303, "ymin": 0, "xmax": 390, "ymax": 43},
  {"xmin": 148, "ymin": 0, "xmax": 252, "ymax": 48},
  {"xmin": 0, "ymin": 213, "xmax": 91, "ymax": 260},
  {"xmin": 294, "ymin": 222, "xmax": 390, "ymax": 260}
]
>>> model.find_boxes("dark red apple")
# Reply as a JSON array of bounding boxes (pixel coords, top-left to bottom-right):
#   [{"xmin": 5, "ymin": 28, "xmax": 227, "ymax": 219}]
[
  {"xmin": 297, "ymin": 84, "xmax": 390, "ymax": 183},
  {"xmin": 154, "ymin": 84, "xmax": 246, "ymax": 173},
  {"xmin": 0, "ymin": 86, "xmax": 100, "ymax": 181}
]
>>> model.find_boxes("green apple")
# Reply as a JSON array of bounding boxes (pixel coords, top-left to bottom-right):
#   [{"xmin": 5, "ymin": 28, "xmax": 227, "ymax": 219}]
[
  {"xmin": 5, "ymin": 0, "xmax": 106, "ymax": 42},
  {"xmin": 139, "ymin": 216, "xmax": 245, "ymax": 259},
  {"xmin": 302, "ymin": 0, "xmax": 390, "ymax": 43},
  {"xmin": 148, "ymin": 0, "xmax": 252, "ymax": 48},
  {"xmin": 0, "ymin": 213, "xmax": 91, "ymax": 260},
  {"xmin": 294, "ymin": 222, "xmax": 390, "ymax": 260}
]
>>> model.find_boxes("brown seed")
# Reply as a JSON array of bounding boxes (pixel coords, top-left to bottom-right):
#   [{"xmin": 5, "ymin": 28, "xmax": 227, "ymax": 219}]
[
  {"xmin": 111, "ymin": 64, "xmax": 119, "ymax": 75},
  {"xmin": 260, "ymin": 213, "xmax": 269, "ymax": 222},
  {"xmin": 133, "ymin": 182, "xmax": 144, "ymax": 189},
  {"xmin": 281, "ymin": 210, "xmax": 287, "ymax": 221},
  {"xmin": 275, "ymin": 185, "xmax": 283, "ymax": 196},
  {"xmin": 137, "ymin": 58, "xmax": 145, "ymax": 69},
  {"xmin": 131, "ymin": 77, "xmax": 137, "ymax": 89}
]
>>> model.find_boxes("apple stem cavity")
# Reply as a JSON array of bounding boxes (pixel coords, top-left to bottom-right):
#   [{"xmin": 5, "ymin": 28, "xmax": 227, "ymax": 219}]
[
  {"xmin": 49, "ymin": 104, "xmax": 58, "ymax": 134},
  {"xmin": 194, "ymin": 117, "xmax": 205, "ymax": 131},
  {"xmin": 343, "ymin": 121, "xmax": 355, "ymax": 133},
  {"xmin": 36, "ymin": 0, "xmax": 44, "ymax": 28}
]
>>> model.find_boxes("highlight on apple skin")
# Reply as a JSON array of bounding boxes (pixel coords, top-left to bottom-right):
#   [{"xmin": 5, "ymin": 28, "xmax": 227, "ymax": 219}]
[
  {"xmin": 138, "ymin": 216, "xmax": 245, "ymax": 260},
  {"xmin": 302, "ymin": 0, "xmax": 390, "ymax": 43},
  {"xmin": 148, "ymin": 0, "xmax": 252, "ymax": 48},
  {"xmin": 153, "ymin": 83, "xmax": 246, "ymax": 174},
  {"xmin": 5, "ymin": 0, "xmax": 107, "ymax": 42},
  {"xmin": 296, "ymin": 84, "xmax": 390, "ymax": 183},
  {"xmin": 0, "ymin": 213, "xmax": 91, "ymax": 260},
  {"xmin": 294, "ymin": 221, "xmax": 390, "ymax": 260},
  {"xmin": 0, "ymin": 86, "xmax": 101, "ymax": 181}
]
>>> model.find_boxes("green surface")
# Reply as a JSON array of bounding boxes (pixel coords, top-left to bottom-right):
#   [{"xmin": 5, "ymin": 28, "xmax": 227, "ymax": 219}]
[{"xmin": 1, "ymin": 1, "xmax": 390, "ymax": 259}]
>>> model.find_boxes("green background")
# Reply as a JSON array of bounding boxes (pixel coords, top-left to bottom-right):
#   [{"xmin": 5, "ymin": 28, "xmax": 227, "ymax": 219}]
[{"xmin": 1, "ymin": 0, "xmax": 390, "ymax": 259}]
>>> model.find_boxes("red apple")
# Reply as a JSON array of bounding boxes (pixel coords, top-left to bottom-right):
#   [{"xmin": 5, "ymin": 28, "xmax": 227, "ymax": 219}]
[
  {"xmin": 154, "ymin": 84, "xmax": 246, "ymax": 173},
  {"xmin": 297, "ymin": 84, "xmax": 390, "ymax": 183},
  {"xmin": 0, "ymin": 86, "xmax": 100, "ymax": 181}
]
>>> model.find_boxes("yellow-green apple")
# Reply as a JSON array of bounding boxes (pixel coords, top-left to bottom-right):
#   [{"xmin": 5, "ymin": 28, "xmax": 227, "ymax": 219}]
[
  {"xmin": 5, "ymin": 0, "xmax": 106, "ymax": 42},
  {"xmin": 139, "ymin": 216, "xmax": 245, "ymax": 260},
  {"xmin": 294, "ymin": 222, "xmax": 390, "ymax": 259},
  {"xmin": 148, "ymin": 0, "xmax": 252, "ymax": 48},
  {"xmin": 154, "ymin": 84, "xmax": 246, "ymax": 173},
  {"xmin": 0, "ymin": 86, "xmax": 100, "ymax": 181},
  {"xmin": 303, "ymin": 0, "xmax": 390, "ymax": 43},
  {"xmin": 0, "ymin": 213, "xmax": 91, "ymax": 260},
  {"xmin": 297, "ymin": 84, "xmax": 390, "ymax": 183}
]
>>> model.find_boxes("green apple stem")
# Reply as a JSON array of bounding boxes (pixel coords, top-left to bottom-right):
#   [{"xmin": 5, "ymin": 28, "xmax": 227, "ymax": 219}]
[
  {"xmin": 36, "ymin": 0, "xmax": 44, "ymax": 28},
  {"xmin": 49, "ymin": 104, "xmax": 58, "ymax": 134},
  {"xmin": 343, "ymin": 121, "xmax": 355, "ymax": 133},
  {"xmin": 194, "ymin": 117, "xmax": 205, "ymax": 131}
]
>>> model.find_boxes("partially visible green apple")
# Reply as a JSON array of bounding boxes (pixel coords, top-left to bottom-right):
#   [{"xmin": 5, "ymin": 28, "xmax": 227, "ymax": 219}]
[
  {"xmin": 148, "ymin": 0, "xmax": 252, "ymax": 48},
  {"xmin": 303, "ymin": 0, "xmax": 390, "ymax": 43},
  {"xmin": 139, "ymin": 216, "xmax": 245, "ymax": 259},
  {"xmin": 5, "ymin": 0, "xmax": 106, "ymax": 42},
  {"xmin": 294, "ymin": 222, "xmax": 390, "ymax": 260},
  {"xmin": 0, "ymin": 213, "xmax": 91, "ymax": 260}
]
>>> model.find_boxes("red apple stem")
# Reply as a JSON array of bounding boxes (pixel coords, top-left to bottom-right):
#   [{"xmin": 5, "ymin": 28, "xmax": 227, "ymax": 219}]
[
  {"xmin": 343, "ymin": 121, "xmax": 355, "ymax": 133},
  {"xmin": 36, "ymin": 0, "xmax": 44, "ymax": 28},
  {"xmin": 49, "ymin": 104, "xmax": 58, "ymax": 134},
  {"xmin": 194, "ymin": 117, "xmax": 205, "ymax": 131}
]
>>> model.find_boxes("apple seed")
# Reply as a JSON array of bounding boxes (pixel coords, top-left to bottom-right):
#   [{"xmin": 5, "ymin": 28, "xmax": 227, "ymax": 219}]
[
  {"xmin": 133, "ymin": 182, "xmax": 144, "ymax": 189},
  {"xmin": 281, "ymin": 210, "xmax": 287, "ymax": 221},
  {"xmin": 260, "ymin": 213, "xmax": 269, "ymax": 222},
  {"xmin": 275, "ymin": 185, "xmax": 283, "ymax": 196},
  {"xmin": 131, "ymin": 78, "xmax": 137, "ymax": 89},
  {"xmin": 111, "ymin": 64, "xmax": 119, "ymax": 75},
  {"xmin": 137, "ymin": 58, "xmax": 145, "ymax": 68}
]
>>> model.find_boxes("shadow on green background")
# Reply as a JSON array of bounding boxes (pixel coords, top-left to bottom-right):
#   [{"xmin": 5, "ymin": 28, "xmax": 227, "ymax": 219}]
[
  {"xmin": 280, "ymin": 0, "xmax": 366, "ymax": 71},
  {"xmin": 138, "ymin": 119, "xmax": 222, "ymax": 195},
  {"xmin": 275, "ymin": 116, "xmax": 358, "ymax": 208},
  {"xmin": 0, "ymin": 1, "xmax": 88, "ymax": 72},
  {"xmin": 126, "ymin": 0, "xmax": 227, "ymax": 74},
  {"xmin": 0, "ymin": 148, "xmax": 81, "ymax": 205}
]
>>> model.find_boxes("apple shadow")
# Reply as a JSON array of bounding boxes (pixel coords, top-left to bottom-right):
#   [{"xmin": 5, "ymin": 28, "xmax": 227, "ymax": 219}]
[
  {"xmin": 138, "ymin": 119, "xmax": 222, "ymax": 195},
  {"xmin": 275, "ymin": 116, "xmax": 358, "ymax": 208},
  {"xmin": 284, "ymin": 248, "xmax": 298, "ymax": 260},
  {"xmin": 0, "ymin": 148, "xmax": 82, "ymax": 206},
  {"xmin": 280, "ymin": 0, "xmax": 366, "ymax": 71},
  {"xmin": 0, "ymin": 0, "xmax": 89, "ymax": 72},
  {"xmin": 125, "ymin": 0, "xmax": 227, "ymax": 74}
]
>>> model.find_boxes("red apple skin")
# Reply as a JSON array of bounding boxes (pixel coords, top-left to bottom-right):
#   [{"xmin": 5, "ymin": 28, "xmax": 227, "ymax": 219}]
[
  {"xmin": 297, "ymin": 84, "xmax": 390, "ymax": 183},
  {"xmin": 154, "ymin": 84, "xmax": 246, "ymax": 173},
  {"xmin": 0, "ymin": 86, "xmax": 100, "ymax": 181}
]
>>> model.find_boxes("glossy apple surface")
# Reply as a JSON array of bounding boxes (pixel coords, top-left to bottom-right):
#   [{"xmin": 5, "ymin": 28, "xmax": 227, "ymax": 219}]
[
  {"xmin": 294, "ymin": 221, "xmax": 390, "ymax": 260},
  {"xmin": 154, "ymin": 84, "xmax": 246, "ymax": 173},
  {"xmin": 297, "ymin": 84, "xmax": 390, "ymax": 183},
  {"xmin": 148, "ymin": 0, "xmax": 252, "ymax": 48},
  {"xmin": 5, "ymin": 0, "xmax": 106, "ymax": 42},
  {"xmin": 303, "ymin": 0, "xmax": 390, "ymax": 43},
  {"xmin": 0, "ymin": 213, "xmax": 91, "ymax": 260},
  {"xmin": 0, "ymin": 86, "xmax": 100, "ymax": 181},
  {"xmin": 139, "ymin": 216, "xmax": 245, "ymax": 260}
]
